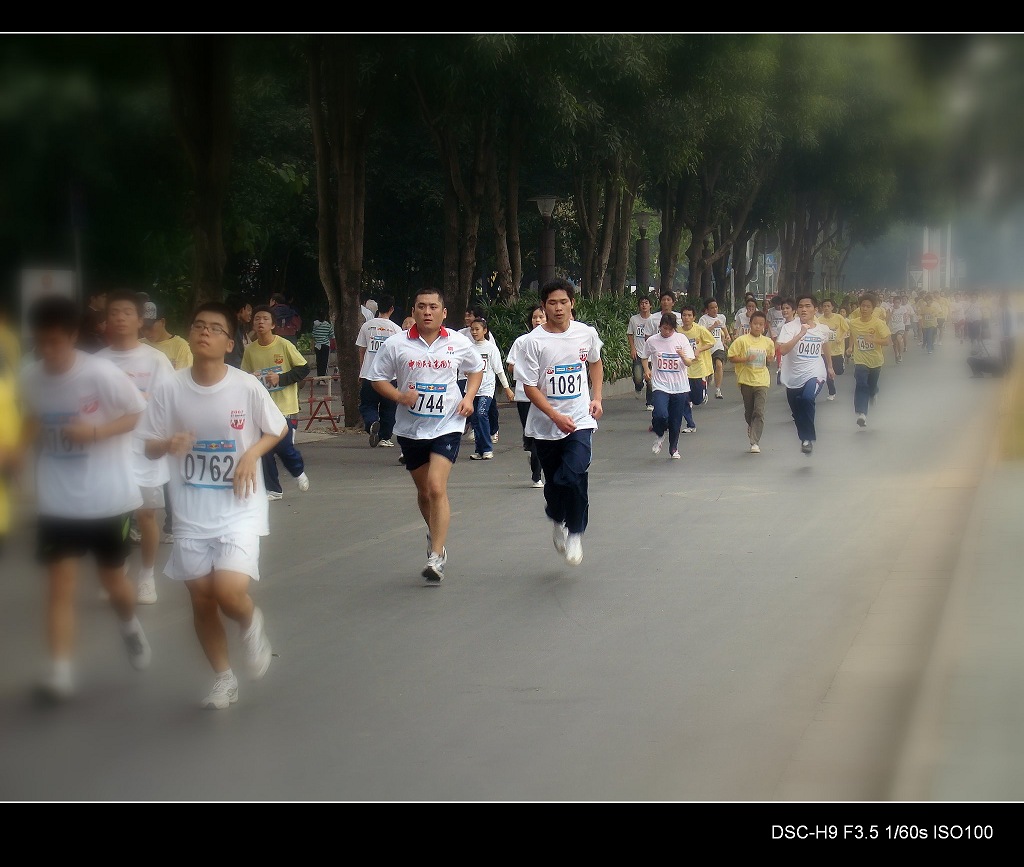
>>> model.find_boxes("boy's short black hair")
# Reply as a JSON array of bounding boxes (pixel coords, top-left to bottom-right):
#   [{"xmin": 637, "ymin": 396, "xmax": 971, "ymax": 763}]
[
  {"xmin": 750, "ymin": 311, "xmax": 767, "ymax": 323},
  {"xmin": 796, "ymin": 294, "xmax": 819, "ymax": 308},
  {"xmin": 29, "ymin": 295, "xmax": 81, "ymax": 334},
  {"xmin": 540, "ymin": 278, "xmax": 576, "ymax": 303},
  {"xmin": 252, "ymin": 304, "xmax": 274, "ymax": 321},
  {"xmin": 680, "ymin": 304, "xmax": 695, "ymax": 314},
  {"xmin": 659, "ymin": 312, "xmax": 678, "ymax": 329},
  {"xmin": 703, "ymin": 297, "xmax": 717, "ymax": 309},
  {"xmin": 191, "ymin": 301, "xmax": 238, "ymax": 337},
  {"xmin": 105, "ymin": 290, "xmax": 144, "ymax": 317},
  {"xmin": 659, "ymin": 290, "xmax": 675, "ymax": 302},
  {"xmin": 376, "ymin": 294, "xmax": 395, "ymax": 314},
  {"xmin": 413, "ymin": 287, "xmax": 445, "ymax": 307}
]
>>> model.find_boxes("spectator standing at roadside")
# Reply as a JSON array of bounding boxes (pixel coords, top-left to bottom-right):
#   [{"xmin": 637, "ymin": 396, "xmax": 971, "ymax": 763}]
[
  {"xmin": 311, "ymin": 314, "xmax": 335, "ymax": 381},
  {"xmin": 225, "ymin": 294, "xmax": 253, "ymax": 369},
  {"xmin": 268, "ymin": 293, "xmax": 302, "ymax": 345}
]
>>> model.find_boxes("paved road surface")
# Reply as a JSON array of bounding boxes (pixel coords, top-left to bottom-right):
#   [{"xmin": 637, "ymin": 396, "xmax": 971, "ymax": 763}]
[{"xmin": 0, "ymin": 339, "xmax": 1004, "ymax": 801}]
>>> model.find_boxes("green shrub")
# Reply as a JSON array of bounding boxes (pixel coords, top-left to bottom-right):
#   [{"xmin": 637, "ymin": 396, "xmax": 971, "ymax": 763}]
[{"xmin": 296, "ymin": 334, "xmax": 313, "ymax": 354}]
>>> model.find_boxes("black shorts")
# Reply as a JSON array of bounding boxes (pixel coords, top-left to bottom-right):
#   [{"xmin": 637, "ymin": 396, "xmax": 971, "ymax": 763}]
[
  {"xmin": 36, "ymin": 514, "xmax": 132, "ymax": 568},
  {"xmin": 712, "ymin": 349, "xmax": 727, "ymax": 365},
  {"xmin": 397, "ymin": 433, "xmax": 462, "ymax": 472}
]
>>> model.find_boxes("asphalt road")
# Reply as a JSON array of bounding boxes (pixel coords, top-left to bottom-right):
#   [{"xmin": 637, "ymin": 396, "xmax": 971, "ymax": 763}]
[{"xmin": 0, "ymin": 337, "xmax": 1003, "ymax": 801}]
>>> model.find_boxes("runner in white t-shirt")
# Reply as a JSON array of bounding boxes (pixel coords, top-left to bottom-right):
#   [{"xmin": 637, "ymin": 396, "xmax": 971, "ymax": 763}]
[
  {"xmin": 627, "ymin": 295, "xmax": 657, "ymax": 408},
  {"xmin": 732, "ymin": 297, "xmax": 759, "ymax": 340},
  {"xmin": 516, "ymin": 279, "xmax": 604, "ymax": 567},
  {"xmin": 97, "ymin": 291, "xmax": 175, "ymax": 605},
  {"xmin": 887, "ymin": 293, "xmax": 907, "ymax": 363},
  {"xmin": 641, "ymin": 311, "xmax": 695, "ymax": 459},
  {"xmin": 19, "ymin": 295, "xmax": 152, "ymax": 703},
  {"xmin": 367, "ymin": 287, "xmax": 484, "ymax": 585},
  {"xmin": 355, "ymin": 294, "xmax": 402, "ymax": 448},
  {"xmin": 698, "ymin": 298, "xmax": 731, "ymax": 398},
  {"xmin": 138, "ymin": 300, "xmax": 287, "ymax": 710},
  {"xmin": 506, "ymin": 305, "xmax": 547, "ymax": 488},
  {"xmin": 776, "ymin": 293, "xmax": 835, "ymax": 455},
  {"xmin": 468, "ymin": 318, "xmax": 513, "ymax": 460},
  {"xmin": 460, "ymin": 305, "xmax": 499, "ymax": 442}
]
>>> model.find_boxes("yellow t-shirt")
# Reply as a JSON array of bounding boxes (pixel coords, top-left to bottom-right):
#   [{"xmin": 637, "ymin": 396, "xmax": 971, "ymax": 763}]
[
  {"xmin": 728, "ymin": 334, "xmax": 775, "ymax": 388},
  {"xmin": 0, "ymin": 369, "xmax": 20, "ymax": 535},
  {"xmin": 0, "ymin": 323, "xmax": 20, "ymax": 372},
  {"xmin": 919, "ymin": 302, "xmax": 940, "ymax": 328},
  {"xmin": 145, "ymin": 335, "xmax": 193, "ymax": 371},
  {"xmin": 242, "ymin": 335, "xmax": 308, "ymax": 416},
  {"xmin": 678, "ymin": 324, "xmax": 715, "ymax": 380},
  {"xmin": 817, "ymin": 313, "xmax": 849, "ymax": 359},
  {"xmin": 937, "ymin": 297, "xmax": 950, "ymax": 319},
  {"xmin": 848, "ymin": 315, "xmax": 891, "ymax": 368}
]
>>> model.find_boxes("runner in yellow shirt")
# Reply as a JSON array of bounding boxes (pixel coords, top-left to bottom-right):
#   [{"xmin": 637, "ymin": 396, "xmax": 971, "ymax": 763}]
[
  {"xmin": 678, "ymin": 304, "xmax": 716, "ymax": 426},
  {"xmin": 918, "ymin": 294, "xmax": 941, "ymax": 354},
  {"xmin": 846, "ymin": 292, "xmax": 892, "ymax": 429},
  {"xmin": 727, "ymin": 311, "xmax": 775, "ymax": 453},
  {"xmin": 242, "ymin": 305, "xmax": 312, "ymax": 500},
  {"xmin": 817, "ymin": 298, "xmax": 849, "ymax": 401},
  {"xmin": 142, "ymin": 303, "xmax": 193, "ymax": 370},
  {"xmin": 0, "ymin": 341, "xmax": 20, "ymax": 553}
]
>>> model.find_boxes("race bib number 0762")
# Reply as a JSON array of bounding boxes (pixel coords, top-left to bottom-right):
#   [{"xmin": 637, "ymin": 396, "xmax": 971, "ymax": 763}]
[{"xmin": 184, "ymin": 440, "xmax": 236, "ymax": 489}]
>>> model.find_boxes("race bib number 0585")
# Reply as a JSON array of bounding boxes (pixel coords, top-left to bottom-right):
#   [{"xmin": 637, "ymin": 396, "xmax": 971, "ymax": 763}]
[{"xmin": 184, "ymin": 440, "xmax": 236, "ymax": 489}]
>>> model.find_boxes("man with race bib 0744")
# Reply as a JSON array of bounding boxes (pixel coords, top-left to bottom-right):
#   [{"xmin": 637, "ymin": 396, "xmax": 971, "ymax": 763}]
[
  {"xmin": 367, "ymin": 287, "xmax": 484, "ymax": 586},
  {"xmin": 516, "ymin": 278, "xmax": 604, "ymax": 567}
]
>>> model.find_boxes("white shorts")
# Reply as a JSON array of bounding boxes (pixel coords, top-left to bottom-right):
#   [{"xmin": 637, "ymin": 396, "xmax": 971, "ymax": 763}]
[
  {"xmin": 892, "ymin": 327, "xmax": 906, "ymax": 335},
  {"xmin": 139, "ymin": 485, "xmax": 165, "ymax": 509},
  {"xmin": 165, "ymin": 534, "xmax": 261, "ymax": 582}
]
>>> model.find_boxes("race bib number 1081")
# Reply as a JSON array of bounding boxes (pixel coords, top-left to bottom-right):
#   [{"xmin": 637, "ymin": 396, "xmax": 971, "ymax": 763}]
[{"xmin": 547, "ymin": 363, "xmax": 584, "ymax": 399}]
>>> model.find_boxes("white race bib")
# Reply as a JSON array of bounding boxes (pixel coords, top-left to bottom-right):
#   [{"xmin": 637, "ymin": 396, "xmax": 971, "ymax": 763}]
[
  {"xmin": 184, "ymin": 439, "xmax": 237, "ymax": 489},
  {"xmin": 40, "ymin": 413, "xmax": 86, "ymax": 460},
  {"xmin": 546, "ymin": 362, "xmax": 584, "ymax": 400},
  {"xmin": 857, "ymin": 335, "xmax": 874, "ymax": 352},
  {"xmin": 410, "ymin": 382, "xmax": 448, "ymax": 418},
  {"xmin": 796, "ymin": 339, "xmax": 823, "ymax": 358},
  {"xmin": 748, "ymin": 349, "xmax": 767, "ymax": 368},
  {"xmin": 655, "ymin": 352, "xmax": 683, "ymax": 372}
]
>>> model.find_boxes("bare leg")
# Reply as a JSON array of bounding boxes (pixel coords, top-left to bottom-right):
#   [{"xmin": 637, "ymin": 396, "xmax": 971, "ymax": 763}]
[
  {"xmin": 212, "ymin": 570, "xmax": 255, "ymax": 630},
  {"xmin": 411, "ymin": 455, "xmax": 454, "ymax": 555},
  {"xmin": 185, "ymin": 574, "xmax": 230, "ymax": 673},
  {"xmin": 714, "ymin": 358, "xmax": 724, "ymax": 389},
  {"xmin": 46, "ymin": 558, "xmax": 78, "ymax": 660},
  {"xmin": 137, "ymin": 508, "xmax": 159, "ymax": 573},
  {"xmin": 98, "ymin": 563, "xmax": 137, "ymax": 622}
]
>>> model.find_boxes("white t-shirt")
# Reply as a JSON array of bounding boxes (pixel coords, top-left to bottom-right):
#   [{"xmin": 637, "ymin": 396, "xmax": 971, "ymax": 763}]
[
  {"xmin": 778, "ymin": 319, "xmax": 830, "ymax": 388},
  {"xmin": 516, "ymin": 321, "xmax": 604, "ymax": 441},
  {"xmin": 21, "ymin": 350, "xmax": 147, "ymax": 519},
  {"xmin": 699, "ymin": 313, "xmax": 728, "ymax": 351},
  {"xmin": 474, "ymin": 339, "xmax": 508, "ymax": 399},
  {"xmin": 136, "ymin": 366, "xmax": 287, "ymax": 539},
  {"xmin": 367, "ymin": 326, "xmax": 484, "ymax": 439},
  {"xmin": 950, "ymin": 300, "xmax": 966, "ymax": 323},
  {"xmin": 767, "ymin": 307, "xmax": 786, "ymax": 338},
  {"xmin": 506, "ymin": 331, "xmax": 536, "ymax": 403},
  {"xmin": 360, "ymin": 305, "xmax": 373, "ymax": 323},
  {"xmin": 733, "ymin": 310, "xmax": 755, "ymax": 336},
  {"xmin": 96, "ymin": 343, "xmax": 174, "ymax": 488},
  {"xmin": 643, "ymin": 332, "xmax": 694, "ymax": 395},
  {"xmin": 627, "ymin": 313, "xmax": 657, "ymax": 358},
  {"xmin": 355, "ymin": 316, "xmax": 402, "ymax": 379},
  {"xmin": 888, "ymin": 305, "xmax": 906, "ymax": 331}
]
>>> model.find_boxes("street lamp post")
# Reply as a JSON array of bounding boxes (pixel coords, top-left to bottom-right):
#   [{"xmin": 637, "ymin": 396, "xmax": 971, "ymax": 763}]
[
  {"xmin": 529, "ymin": 195, "xmax": 558, "ymax": 288},
  {"xmin": 635, "ymin": 211, "xmax": 654, "ymax": 297}
]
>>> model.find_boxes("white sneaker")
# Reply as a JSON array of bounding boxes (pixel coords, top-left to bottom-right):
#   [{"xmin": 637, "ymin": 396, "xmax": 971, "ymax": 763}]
[
  {"xmin": 464, "ymin": 429, "xmax": 475, "ymax": 442},
  {"xmin": 715, "ymin": 388, "xmax": 723, "ymax": 399},
  {"xmin": 378, "ymin": 439, "xmax": 395, "ymax": 448},
  {"xmin": 857, "ymin": 413, "xmax": 867, "ymax": 428},
  {"xmin": 532, "ymin": 479, "xmax": 544, "ymax": 488},
  {"xmin": 35, "ymin": 668, "xmax": 75, "ymax": 704},
  {"xmin": 645, "ymin": 404, "xmax": 655, "ymax": 411},
  {"xmin": 682, "ymin": 427, "xmax": 696, "ymax": 434},
  {"xmin": 267, "ymin": 490, "xmax": 283, "ymax": 501},
  {"xmin": 492, "ymin": 433, "xmax": 498, "ymax": 443},
  {"xmin": 368, "ymin": 420, "xmax": 381, "ymax": 448},
  {"xmin": 564, "ymin": 533, "xmax": 584, "ymax": 565},
  {"xmin": 242, "ymin": 607, "xmax": 272, "ymax": 679},
  {"xmin": 652, "ymin": 435, "xmax": 665, "ymax": 455},
  {"xmin": 201, "ymin": 674, "xmax": 239, "ymax": 710},
  {"xmin": 552, "ymin": 521, "xmax": 568, "ymax": 555},
  {"xmin": 137, "ymin": 578, "xmax": 158, "ymax": 605},
  {"xmin": 670, "ymin": 450, "xmax": 681, "ymax": 460},
  {"xmin": 750, "ymin": 443, "xmax": 761, "ymax": 454},
  {"xmin": 801, "ymin": 440, "xmax": 813, "ymax": 455},
  {"xmin": 123, "ymin": 626, "xmax": 152, "ymax": 671},
  {"xmin": 296, "ymin": 472, "xmax": 310, "ymax": 492},
  {"xmin": 827, "ymin": 394, "xmax": 835, "ymax": 401},
  {"xmin": 129, "ymin": 526, "xmax": 142, "ymax": 544},
  {"xmin": 160, "ymin": 532, "xmax": 174, "ymax": 544},
  {"xmin": 422, "ymin": 548, "xmax": 447, "ymax": 585}
]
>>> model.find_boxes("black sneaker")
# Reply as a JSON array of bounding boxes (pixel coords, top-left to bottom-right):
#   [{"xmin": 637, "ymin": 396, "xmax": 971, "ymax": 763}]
[
  {"xmin": 368, "ymin": 420, "xmax": 381, "ymax": 448},
  {"xmin": 801, "ymin": 440, "xmax": 813, "ymax": 455}
]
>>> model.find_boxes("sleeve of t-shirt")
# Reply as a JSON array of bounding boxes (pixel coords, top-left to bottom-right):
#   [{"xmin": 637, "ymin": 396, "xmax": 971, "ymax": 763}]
[
  {"xmin": 515, "ymin": 337, "xmax": 541, "ymax": 388},
  {"xmin": 240, "ymin": 345, "xmax": 255, "ymax": 374},
  {"xmin": 679, "ymin": 337, "xmax": 695, "ymax": 361},
  {"xmin": 135, "ymin": 380, "xmax": 169, "ymax": 443},
  {"xmin": 366, "ymin": 338, "xmax": 396, "ymax": 382},
  {"xmin": 727, "ymin": 336, "xmax": 745, "ymax": 361},
  {"xmin": 877, "ymin": 321, "xmax": 891, "ymax": 339},
  {"xmin": 253, "ymin": 380, "xmax": 288, "ymax": 439},
  {"xmin": 589, "ymin": 327, "xmax": 604, "ymax": 359},
  {"xmin": 151, "ymin": 350, "xmax": 175, "ymax": 393},
  {"xmin": 355, "ymin": 321, "xmax": 369, "ymax": 349},
  {"xmin": 103, "ymin": 361, "xmax": 148, "ymax": 417},
  {"xmin": 458, "ymin": 341, "xmax": 485, "ymax": 375},
  {"xmin": 175, "ymin": 341, "xmax": 193, "ymax": 370},
  {"xmin": 284, "ymin": 340, "xmax": 307, "ymax": 369}
]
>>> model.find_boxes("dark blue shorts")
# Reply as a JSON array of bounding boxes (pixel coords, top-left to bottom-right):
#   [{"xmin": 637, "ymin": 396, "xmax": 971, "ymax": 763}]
[{"xmin": 397, "ymin": 433, "xmax": 462, "ymax": 472}]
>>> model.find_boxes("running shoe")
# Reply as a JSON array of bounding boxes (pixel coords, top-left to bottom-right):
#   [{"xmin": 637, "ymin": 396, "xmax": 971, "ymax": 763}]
[
  {"xmin": 715, "ymin": 389, "xmax": 724, "ymax": 399},
  {"xmin": 464, "ymin": 429, "xmax": 475, "ymax": 442},
  {"xmin": 399, "ymin": 454, "xmax": 406, "ymax": 464},
  {"xmin": 161, "ymin": 532, "xmax": 174, "ymax": 544},
  {"xmin": 123, "ymin": 627, "xmax": 152, "ymax": 671},
  {"xmin": 670, "ymin": 450, "xmax": 681, "ymax": 460},
  {"xmin": 129, "ymin": 526, "xmax": 142, "ymax": 544},
  {"xmin": 378, "ymin": 439, "xmax": 395, "ymax": 448},
  {"xmin": 492, "ymin": 434, "xmax": 498, "ymax": 443},
  {"xmin": 564, "ymin": 533, "xmax": 584, "ymax": 566},
  {"xmin": 702, "ymin": 392, "xmax": 710, "ymax": 405},
  {"xmin": 552, "ymin": 521, "xmax": 568, "ymax": 555},
  {"xmin": 137, "ymin": 579, "xmax": 158, "ymax": 605},
  {"xmin": 242, "ymin": 607, "xmax": 272, "ymax": 679},
  {"xmin": 34, "ymin": 669, "xmax": 74, "ymax": 704},
  {"xmin": 652, "ymin": 435, "xmax": 665, "ymax": 455},
  {"xmin": 470, "ymin": 451, "xmax": 494, "ymax": 460},
  {"xmin": 201, "ymin": 674, "xmax": 239, "ymax": 710},
  {"xmin": 801, "ymin": 440, "xmax": 813, "ymax": 455},
  {"xmin": 645, "ymin": 404, "xmax": 655, "ymax": 411},
  {"xmin": 532, "ymin": 479, "xmax": 544, "ymax": 488},
  {"xmin": 297, "ymin": 472, "xmax": 310, "ymax": 492},
  {"xmin": 857, "ymin": 413, "xmax": 867, "ymax": 428},
  {"xmin": 368, "ymin": 420, "xmax": 381, "ymax": 448},
  {"xmin": 267, "ymin": 490, "xmax": 283, "ymax": 501},
  {"xmin": 682, "ymin": 427, "xmax": 696, "ymax": 434},
  {"xmin": 827, "ymin": 394, "xmax": 835, "ymax": 401},
  {"xmin": 750, "ymin": 444, "xmax": 761, "ymax": 454},
  {"xmin": 422, "ymin": 548, "xmax": 447, "ymax": 585}
]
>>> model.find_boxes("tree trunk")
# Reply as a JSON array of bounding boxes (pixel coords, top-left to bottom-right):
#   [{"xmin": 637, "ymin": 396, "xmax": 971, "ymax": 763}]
[
  {"xmin": 442, "ymin": 171, "xmax": 460, "ymax": 314},
  {"xmin": 486, "ymin": 131, "xmax": 513, "ymax": 302},
  {"xmin": 590, "ymin": 172, "xmax": 620, "ymax": 298},
  {"xmin": 574, "ymin": 166, "xmax": 600, "ymax": 297},
  {"xmin": 658, "ymin": 178, "xmax": 689, "ymax": 295},
  {"xmin": 612, "ymin": 182, "xmax": 636, "ymax": 296},
  {"xmin": 165, "ymin": 35, "xmax": 232, "ymax": 307}
]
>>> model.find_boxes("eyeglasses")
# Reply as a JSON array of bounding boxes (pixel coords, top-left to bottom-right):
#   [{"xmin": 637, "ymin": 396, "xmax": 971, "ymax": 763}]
[{"xmin": 190, "ymin": 321, "xmax": 228, "ymax": 336}]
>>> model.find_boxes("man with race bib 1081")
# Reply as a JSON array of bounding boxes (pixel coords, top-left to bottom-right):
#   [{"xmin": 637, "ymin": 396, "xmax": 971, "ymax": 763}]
[
  {"xmin": 516, "ymin": 278, "xmax": 604, "ymax": 567},
  {"xmin": 367, "ymin": 287, "xmax": 484, "ymax": 586}
]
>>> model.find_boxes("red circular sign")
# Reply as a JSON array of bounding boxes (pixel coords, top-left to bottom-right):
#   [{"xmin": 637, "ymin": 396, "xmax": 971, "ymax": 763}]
[{"xmin": 922, "ymin": 252, "xmax": 940, "ymax": 270}]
